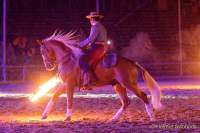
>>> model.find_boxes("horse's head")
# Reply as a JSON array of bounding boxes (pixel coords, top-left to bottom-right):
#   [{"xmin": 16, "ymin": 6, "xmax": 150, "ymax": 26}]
[
  {"xmin": 37, "ymin": 40, "xmax": 57, "ymax": 71},
  {"xmin": 38, "ymin": 30, "xmax": 84, "ymax": 71}
]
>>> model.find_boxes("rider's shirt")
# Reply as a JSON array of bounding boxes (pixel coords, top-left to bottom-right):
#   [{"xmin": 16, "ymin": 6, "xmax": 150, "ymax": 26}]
[{"xmin": 80, "ymin": 22, "xmax": 107, "ymax": 47}]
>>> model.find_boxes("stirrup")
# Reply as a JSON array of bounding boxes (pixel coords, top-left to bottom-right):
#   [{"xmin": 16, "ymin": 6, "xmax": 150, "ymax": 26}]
[
  {"xmin": 84, "ymin": 78, "xmax": 98, "ymax": 87},
  {"xmin": 80, "ymin": 85, "xmax": 93, "ymax": 91},
  {"xmin": 81, "ymin": 78, "xmax": 98, "ymax": 90}
]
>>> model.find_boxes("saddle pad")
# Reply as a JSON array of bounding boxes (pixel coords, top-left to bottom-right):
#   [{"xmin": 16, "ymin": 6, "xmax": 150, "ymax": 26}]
[{"xmin": 102, "ymin": 51, "xmax": 117, "ymax": 68}]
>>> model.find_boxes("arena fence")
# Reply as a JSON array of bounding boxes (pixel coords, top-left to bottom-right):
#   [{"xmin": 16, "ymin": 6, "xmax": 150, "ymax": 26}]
[
  {"xmin": 0, "ymin": 65, "xmax": 52, "ymax": 83},
  {"xmin": 1, "ymin": 61, "xmax": 200, "ymax": 82}
]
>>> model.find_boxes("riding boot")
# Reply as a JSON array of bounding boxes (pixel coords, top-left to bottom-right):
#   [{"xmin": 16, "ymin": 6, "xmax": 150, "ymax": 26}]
[
  {"xmin": 83, "ymin": 70, "xmax": 98, "ymax": 88},
  {"xmin": 88, "ymin": 70, "xmax": 98, "ymax": 85}
]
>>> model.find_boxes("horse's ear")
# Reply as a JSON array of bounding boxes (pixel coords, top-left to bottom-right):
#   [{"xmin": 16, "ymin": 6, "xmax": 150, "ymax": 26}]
[{"xmin": 36, "ymin": 39, "xmax": 43, "ymax": 45}]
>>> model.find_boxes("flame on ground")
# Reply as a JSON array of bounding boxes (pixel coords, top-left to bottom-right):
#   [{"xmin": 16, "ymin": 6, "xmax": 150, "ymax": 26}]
[{"xmin": 30, "ymin": 76, "xmax": 61, "ymax": 102}]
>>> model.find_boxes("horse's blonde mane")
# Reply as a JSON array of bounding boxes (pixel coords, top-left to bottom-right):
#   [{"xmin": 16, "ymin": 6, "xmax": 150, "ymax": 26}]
[{"xmin": 43, "ymin": 30, "xmax": 83, "ymax": 58}]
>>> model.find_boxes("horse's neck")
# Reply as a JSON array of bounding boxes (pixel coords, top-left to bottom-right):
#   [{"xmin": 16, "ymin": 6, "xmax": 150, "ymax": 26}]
[{"xmin": 51, "ymin": 42, "xmax": 71, "ymax": 62}]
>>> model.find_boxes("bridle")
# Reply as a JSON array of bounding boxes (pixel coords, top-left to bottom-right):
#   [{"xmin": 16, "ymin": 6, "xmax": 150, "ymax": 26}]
[
  {"xmin": 40, "ymin": 42, "xmax": 74, "ymax": 68},
  {"xmin": 40, "ymin": 43, "xmax": 57, "ymax": 68}
]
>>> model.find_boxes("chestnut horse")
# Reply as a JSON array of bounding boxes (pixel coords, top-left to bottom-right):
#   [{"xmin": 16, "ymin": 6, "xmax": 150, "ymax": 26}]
[{"xmin": 38, "ymin": 31, "xmax": 163, "ymax": 121}]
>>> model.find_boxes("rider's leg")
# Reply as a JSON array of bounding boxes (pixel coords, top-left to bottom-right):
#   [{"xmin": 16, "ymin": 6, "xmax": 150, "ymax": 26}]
[
  {"xmin": 79, "ymin": 44, "xmax": 105, "ymax": 86},
  {"xmin": 79, "ymin": 55, "xmax": 90, "ymax": 73},
  {"xmin": 84, "ymin": 45, "xmax": 105, "ymax": 85},
  {"xmin": 79, "ymin": 55, "xmax": 92, "ymax": 86},
  {"xmin": 88, "ymin": 44, "xmax": 105, "ymax": 65}
]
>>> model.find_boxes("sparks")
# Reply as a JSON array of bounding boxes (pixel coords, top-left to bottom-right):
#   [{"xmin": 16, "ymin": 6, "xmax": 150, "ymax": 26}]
[{"xmin": 30, "ymin": 76, "xmax": 62, "ymax": 102}]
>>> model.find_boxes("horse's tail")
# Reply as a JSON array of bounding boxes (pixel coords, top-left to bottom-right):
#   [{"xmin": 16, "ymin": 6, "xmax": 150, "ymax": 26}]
[{"xmin": 134, "ymin": 62, "xmax": 163, "ymax": 110}]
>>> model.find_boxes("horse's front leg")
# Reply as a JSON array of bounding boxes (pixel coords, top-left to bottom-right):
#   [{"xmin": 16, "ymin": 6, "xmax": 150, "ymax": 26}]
[
  {"xmin": 65, "ymin": 86, "xmax": 75, "ymax": 121},
  {"xmin": 41, "ymin": 84, "xmax": 65, "ymax": 120}
]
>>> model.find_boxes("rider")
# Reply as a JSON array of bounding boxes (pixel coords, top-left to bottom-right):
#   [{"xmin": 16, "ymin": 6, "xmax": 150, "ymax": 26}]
[{"xmin": 79, "ymin": 11, "xmax": 107, "ymax": 87}]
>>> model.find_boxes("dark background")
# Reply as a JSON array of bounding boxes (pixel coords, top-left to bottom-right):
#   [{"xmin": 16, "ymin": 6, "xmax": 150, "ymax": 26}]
[{"xmin": 1, "ymin": 0, "xmax": 200, "ymax": 80}]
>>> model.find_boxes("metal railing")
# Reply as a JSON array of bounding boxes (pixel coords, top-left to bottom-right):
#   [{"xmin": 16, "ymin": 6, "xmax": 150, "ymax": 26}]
[
  {"xmin": 0, "ymin": 61, "xmax": 200, "ymax": 82},
  {"xmin": 0, "ymin": 65, "xmax": 45, "ymax": 82}
]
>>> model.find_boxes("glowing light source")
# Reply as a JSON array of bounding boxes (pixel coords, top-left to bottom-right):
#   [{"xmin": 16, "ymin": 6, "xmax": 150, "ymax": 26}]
[
  {"xmin": 30, "ymin": 76, "xmax": 61, "ymax": 102},
  {"xmin": 107, "ymin": 40, "xmax": 111, "ymax": 45}
]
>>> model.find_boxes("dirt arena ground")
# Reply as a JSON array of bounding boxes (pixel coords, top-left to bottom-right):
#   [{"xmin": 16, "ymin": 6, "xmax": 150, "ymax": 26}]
[
  {"xmin": 0, "ymin": 94, "xmax": 200, "ymax": 133},
  {"xmin": 0, "ymin": 79, "xmax": 200, "ymax": 133}
]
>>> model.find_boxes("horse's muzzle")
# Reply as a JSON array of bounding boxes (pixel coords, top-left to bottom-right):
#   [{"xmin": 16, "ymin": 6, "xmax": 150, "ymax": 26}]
[{"xmin": 45, "ymin": 62, "xmax": 56, "ymax": 71}]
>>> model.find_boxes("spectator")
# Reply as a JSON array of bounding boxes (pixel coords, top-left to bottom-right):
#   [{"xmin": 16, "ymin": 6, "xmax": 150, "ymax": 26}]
[
  {"xmin": 7, "ymin": 42, "xmax": 16, "ymax": 65},
  {"xmin": 13, "ymin": 37, "xmax": 35, "ymax": 64},
  {"xmin": 24, "ymin": 39, "xmax": 37, "ymax": 64},
  {"xmin": 13, "ymin": 36, "xmax": 28, "ymax": 65}
]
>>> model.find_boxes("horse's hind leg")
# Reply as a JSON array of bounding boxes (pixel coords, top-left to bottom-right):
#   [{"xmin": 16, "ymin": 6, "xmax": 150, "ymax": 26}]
[
  {"xmin": 131, "ymin": 83, "xmax": 155, "ymax": 120},
  {"xmin": 124, "ymin": 82, "xmax": 155, "ymax": 121},
  {"xmin": 41, "ymin": 84, "xmax": 65, "ymax": 119},
  {"xmin": 111, "ymin": 83, "xmax": 130, "ymax": 121},
  {"xmin": 115, "ymin": 63, "xmax": 155, "ymax": 121}
]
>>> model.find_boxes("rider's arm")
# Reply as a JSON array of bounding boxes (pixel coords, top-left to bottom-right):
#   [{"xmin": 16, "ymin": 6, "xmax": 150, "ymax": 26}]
[{"xmin": 80, "ymin": 25, "xmax": 99, "ymax": 47}]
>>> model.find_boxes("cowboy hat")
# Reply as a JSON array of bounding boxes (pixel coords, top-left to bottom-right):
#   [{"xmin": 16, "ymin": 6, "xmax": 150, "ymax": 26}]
[{"xmin": 86, "ymin": 12, "xmax": 104, "ymax": 19}]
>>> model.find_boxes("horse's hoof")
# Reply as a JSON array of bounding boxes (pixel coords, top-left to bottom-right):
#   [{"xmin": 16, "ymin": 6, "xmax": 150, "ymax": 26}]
[
  {"xmin": 109, "ymin": 118, "xmax": 119, "ymax": 122},
  {"xmin": 41, "ymin": 115, "xmax": 47, "ymax": 120},
  {"xmin": 150, "ymin": 116, "xmax": 156, "ymax": 121},
  {"xmin": 81, "ymin": 86, "xmax": 93, "ymax": 91},
  {"xmin": 64, "ymin": 116, "xmax": 71, "ymax": 122}
]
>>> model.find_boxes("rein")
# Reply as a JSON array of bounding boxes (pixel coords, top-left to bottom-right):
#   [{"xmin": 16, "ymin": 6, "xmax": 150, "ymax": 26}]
[{"xmin": 41, "ymin": 44, "xmax": 56, "ymax": 65}]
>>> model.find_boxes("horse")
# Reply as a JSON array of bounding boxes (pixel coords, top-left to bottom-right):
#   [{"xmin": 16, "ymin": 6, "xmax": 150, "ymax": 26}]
[{"xmin": 37, "ymin": 30, "xmax": 163, "ymax": 121}]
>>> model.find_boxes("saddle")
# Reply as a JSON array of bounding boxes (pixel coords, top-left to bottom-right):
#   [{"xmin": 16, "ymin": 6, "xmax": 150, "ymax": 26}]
[
  {"xmin": 101, "ymin": 50, "xmax": 117, "ymax": 68},
  {"xmin": 79, "ymin": 51, "xmax": 117, "ymax": 90}
]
